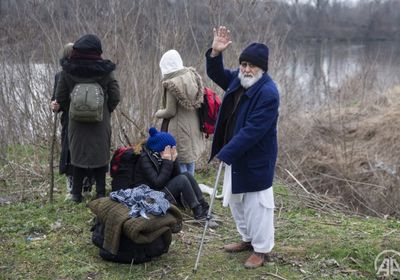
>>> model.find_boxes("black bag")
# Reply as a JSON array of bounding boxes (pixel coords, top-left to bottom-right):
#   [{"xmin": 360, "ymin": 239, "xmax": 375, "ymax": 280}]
[
  {"xmin": 110, "ymin": 147, "xmax": 139, "ymax": 191},
  {"xmin": 91, "ymin": 218, "xmax": 172, "ymax": 264}
]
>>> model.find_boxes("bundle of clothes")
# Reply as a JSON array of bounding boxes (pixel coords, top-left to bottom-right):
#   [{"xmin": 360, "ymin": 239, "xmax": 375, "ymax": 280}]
[{"xmin": 88, "ymin": 185, "xmax": 182, "ymax": 264}]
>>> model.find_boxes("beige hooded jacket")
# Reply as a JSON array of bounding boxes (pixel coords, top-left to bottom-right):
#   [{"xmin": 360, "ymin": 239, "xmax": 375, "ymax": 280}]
[{"xmin": 156, "ymin": 50, "xmax": 205, "ymax": 163}]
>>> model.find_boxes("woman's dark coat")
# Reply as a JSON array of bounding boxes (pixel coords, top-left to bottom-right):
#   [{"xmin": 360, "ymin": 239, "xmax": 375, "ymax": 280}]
[
  {"xmin": 52, "ymin": 71, "xmax": 71, "ymax": 175},
  {"xmin": 55, "ymin": 56, "xmax": 120, "ymax": 168},
  {"xmin": 133, "ymin": 146, "xmax": 180, "ymax": 191}
]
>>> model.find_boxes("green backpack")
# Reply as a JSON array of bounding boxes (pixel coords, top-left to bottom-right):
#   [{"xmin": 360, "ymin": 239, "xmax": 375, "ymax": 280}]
[{"xmin": 69, "ymin": 82, "xmax": 104, "ymax": 122}]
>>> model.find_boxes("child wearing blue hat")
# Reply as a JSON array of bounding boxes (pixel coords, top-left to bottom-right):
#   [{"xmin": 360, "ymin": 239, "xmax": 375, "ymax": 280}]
[{"xmin": 133, "ymin": 127, "xmax": 210, "ymax": 220}]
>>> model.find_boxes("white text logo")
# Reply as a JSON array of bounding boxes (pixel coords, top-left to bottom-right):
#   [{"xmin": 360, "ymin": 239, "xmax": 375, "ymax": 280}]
[{"xmin": 374, "ymin": 250, "xmax": 400, "ymax": 276}]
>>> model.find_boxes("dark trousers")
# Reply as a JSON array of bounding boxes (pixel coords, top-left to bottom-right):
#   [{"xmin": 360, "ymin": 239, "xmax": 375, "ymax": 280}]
[
  {"xmin": 163, "ymin": 172, "xmax": 205, "ymax": 209},
  {"xmin": 72, "ymin": 166, "xmax": 107, "ymax": 197},
  {"xmin": 59, "ymin": 114, "xmax": 73, "ymax": 176}
]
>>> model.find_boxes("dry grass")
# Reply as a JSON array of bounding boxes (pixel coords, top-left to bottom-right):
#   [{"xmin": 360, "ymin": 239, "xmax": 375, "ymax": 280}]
[{"xmin": 278, "ymin": 85, "xmax": 400, "ymax": 218}]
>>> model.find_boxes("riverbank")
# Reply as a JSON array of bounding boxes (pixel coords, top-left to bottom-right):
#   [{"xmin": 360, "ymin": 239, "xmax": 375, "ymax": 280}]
[{"xmin": 0, "ymin": 177, "xmax": 399, "ymax": 279}]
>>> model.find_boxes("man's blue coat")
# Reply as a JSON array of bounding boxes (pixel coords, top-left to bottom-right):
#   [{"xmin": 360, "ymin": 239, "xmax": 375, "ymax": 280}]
[{"xmin": 206, "ymin": 49, "xmax": 279, "ymax": 194}]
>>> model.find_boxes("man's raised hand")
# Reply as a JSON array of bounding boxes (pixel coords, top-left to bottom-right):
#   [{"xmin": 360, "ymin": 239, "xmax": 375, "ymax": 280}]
[{"xmin": 211, "ymin": 26, "xmax": 232, "ymax": 57}]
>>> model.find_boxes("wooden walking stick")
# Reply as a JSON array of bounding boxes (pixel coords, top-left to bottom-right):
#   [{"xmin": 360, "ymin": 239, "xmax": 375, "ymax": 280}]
[{"xmin": 49, "ymin": 111, "xmax": 58, "ymax": 203}]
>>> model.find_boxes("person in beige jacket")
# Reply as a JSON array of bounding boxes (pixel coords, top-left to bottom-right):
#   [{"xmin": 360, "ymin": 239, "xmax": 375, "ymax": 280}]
[{"xmin": 156, "ymin": 50, "xmax": 205, "ymax": 175}]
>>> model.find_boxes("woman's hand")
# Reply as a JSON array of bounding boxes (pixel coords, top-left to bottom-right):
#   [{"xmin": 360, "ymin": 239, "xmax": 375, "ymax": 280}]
[
  {"xmin": 161, "ymin": 145, "xmax": 173, "ymax": 160},
  {"xmin": 171, "ymin": 146, "xmax": 178, "ymax": 161},
  {"xmin": 51, "ymin": 100, "xmax": 60, "ymax": 112}
]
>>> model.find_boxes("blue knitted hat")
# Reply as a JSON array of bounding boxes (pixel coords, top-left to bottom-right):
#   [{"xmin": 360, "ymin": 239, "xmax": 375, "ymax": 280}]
[
  {"xmin": 146, "ymin": 127, "xmax": 176, "ymax": 153},
  {"xmin": 239, "ymin": 42, "xmax": 269, "ymax": 72}
]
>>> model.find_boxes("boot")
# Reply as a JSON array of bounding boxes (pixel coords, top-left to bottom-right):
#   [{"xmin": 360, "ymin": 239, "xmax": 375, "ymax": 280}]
[
  {"xmin": 244, "ymin": 252, "xmax": 266, "ymax": 269},
  {"xmin": 224, "ymin": 242, "xmax": 253, "ymax": 253},
  {"xmin": 192, "ymin": 205, "xmax": 206, "ymax": 220},
  {"xmin": 199, "ymin": 199, "xmax": 210, "ymax": 215}
]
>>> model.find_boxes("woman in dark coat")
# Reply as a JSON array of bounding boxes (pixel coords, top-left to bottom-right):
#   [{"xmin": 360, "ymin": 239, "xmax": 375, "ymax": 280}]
[
  {"xmin": 133, "ymin": 127, "xmax": 209, "ymax": 220},
  {"xmin": 51, "ymin": 43, "xmax": 74, "ymax": 194},
  {"xmin": 56, "ymin": 34, "xmax": 120, "ymax": 202},
  {"xmin": 51, "ymin": 43, "xmax": 94, "ymax": 199}
]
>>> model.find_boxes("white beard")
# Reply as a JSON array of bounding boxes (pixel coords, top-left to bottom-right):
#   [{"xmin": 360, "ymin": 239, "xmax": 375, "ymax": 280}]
[{"xmin": 238, "ymin": 70, "xmax": 263, "ymax": 89}]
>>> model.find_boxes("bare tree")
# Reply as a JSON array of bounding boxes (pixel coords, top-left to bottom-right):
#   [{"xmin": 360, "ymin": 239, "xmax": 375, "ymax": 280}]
[{"xmin": 1, "ymin": 0, "xmax": 400, "ymax": 217}]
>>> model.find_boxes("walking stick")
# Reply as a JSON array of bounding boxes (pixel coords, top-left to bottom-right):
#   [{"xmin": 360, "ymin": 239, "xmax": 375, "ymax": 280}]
[
  {"xmin": 193, "ymin": 161, "xmax": 223, "ymax": 273},
  {"xmin": 49, "ymin": 111, "xmax": 58, "ymax": 203}
]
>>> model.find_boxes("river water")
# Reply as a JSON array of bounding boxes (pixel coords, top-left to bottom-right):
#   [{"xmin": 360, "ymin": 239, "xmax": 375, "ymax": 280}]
[
  {"xmin": 277, "ymin": 41, "xmax": 400, "ymax": 109},
  {"xmin": 1, "ymin": 41, "xmax": 399, "ymax": 143}
]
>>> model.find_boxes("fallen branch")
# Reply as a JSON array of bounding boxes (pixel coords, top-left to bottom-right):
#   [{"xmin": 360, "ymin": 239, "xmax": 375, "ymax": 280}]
[
  {"xmin": 285, "ymin": 169, "xmax": 310, "ymax": 194},
  {"xmin": 119, "ymin": 110, "xmax": 146, "ymax": 138},
  {"xmin": 383, "ymin": 229, "xmax": 397, "ymax": 237},
  {"xmin": 318, "ymin": 172, "xmax": 386, "ymax": 189},
  {"xmin": 261, "ymin": 272, "xmax": 288, "ymax": 280}
]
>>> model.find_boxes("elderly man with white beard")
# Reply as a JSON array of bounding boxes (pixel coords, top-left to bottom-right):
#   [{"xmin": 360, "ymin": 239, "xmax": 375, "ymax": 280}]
[{"xmin": 205, "ymin": 26, "xmax": 280, "ymax": 269}]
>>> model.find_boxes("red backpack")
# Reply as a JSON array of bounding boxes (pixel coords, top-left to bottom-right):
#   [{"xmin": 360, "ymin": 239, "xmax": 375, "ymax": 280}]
[
  {"xmin": 198, "ymin": 87, "xmax": 221, "ymax": 138},
  {"xmin": 110, "ymin": 146, "xmax": 139, "ymax": 191}
]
